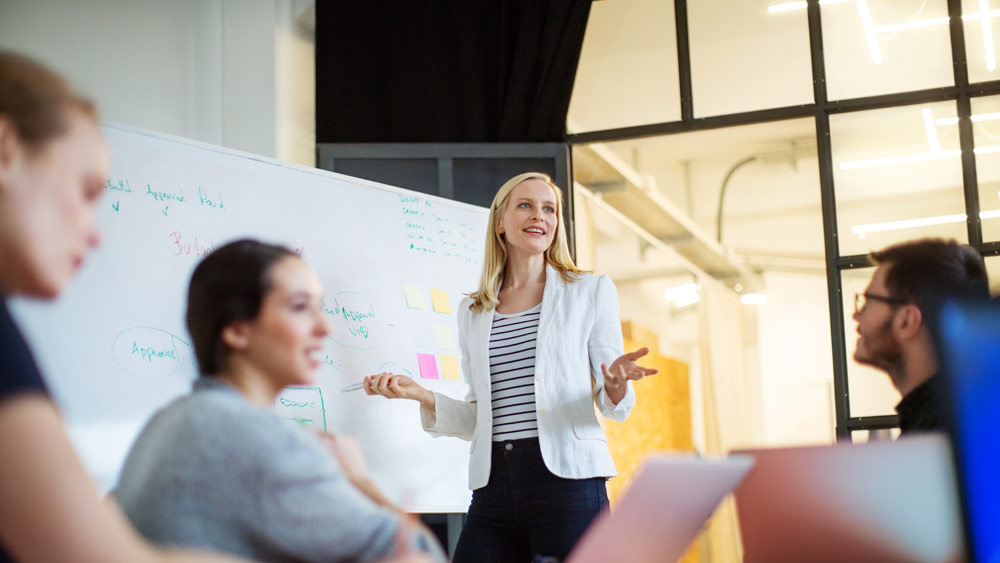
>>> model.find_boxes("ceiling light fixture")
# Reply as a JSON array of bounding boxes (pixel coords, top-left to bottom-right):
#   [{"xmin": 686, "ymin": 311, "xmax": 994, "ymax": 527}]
[
  {"xmin": 741, "ymin": 293, "xmax": 768, "ymax": 305},
  {"xmin": 767, "ymin": 0, "xmax": 852, "ymax": 13},
  {"xmin": 663, "ymin": 282, "xmax": 700, "ymax": 308},
  {"xmin": 852, "ymin": 210, "xmax": 1000, "ymax": 236},
  {"xmin": 857, "ymin": 0, "xmax": 883, "ymax": 64},
  {"xmin": 935, "ymin": 112, "xmax": 1000, "ymax": 126},
  {"xmin": 839, "ymin": 149, "xmax": 961, "ymax": 170},
  {"xmin": 875, "ymin": 16, "xmax": 950, "ymax": 33},
  {"xmin": 974, "ymin": 145, "xmax": 1000, "ymax": 155},
  {"xmin": 982, "ymin": 0, "xmax": 997, "ymax": 71},
  {"xmin": 767, "ymin": 1, "xmax": 807, "ymax": 13},
  {"xmin": 922, "ymin": 108, "xmax": 940, "ymax": 152},
  {"xmin": 769, "ymin": 2, "xmax": 998, "ymax": 70}
]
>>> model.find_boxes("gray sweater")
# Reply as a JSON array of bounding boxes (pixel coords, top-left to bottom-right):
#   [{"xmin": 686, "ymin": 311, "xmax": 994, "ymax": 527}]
[{"xmin": 115, "ymin": 378, "xmax": 399, "ymax": 562}]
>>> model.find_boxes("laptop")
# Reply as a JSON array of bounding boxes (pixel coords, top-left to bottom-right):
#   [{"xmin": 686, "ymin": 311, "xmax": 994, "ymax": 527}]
[
  {"xmin": 566, "ymin": 453, "xmax": 753, "ymax": 563},
  {"xmin": 937, "ymin": 298, "xmax": 1000, "ymax": 563},
  {"xmin": 733, "ymin": 436, "xmax": 964, "ymax": 563}
]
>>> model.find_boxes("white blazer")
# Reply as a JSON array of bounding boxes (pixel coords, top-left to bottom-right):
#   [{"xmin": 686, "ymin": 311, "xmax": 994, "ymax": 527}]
[{"xmin": 420, "ymin": 264, "xmax": 635, "ymax": 490}]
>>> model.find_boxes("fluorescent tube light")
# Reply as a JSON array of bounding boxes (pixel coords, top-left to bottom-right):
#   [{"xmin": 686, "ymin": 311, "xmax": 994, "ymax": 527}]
[
  {"xmin": 857, "ymin": 0, "xmax": 883, "ymax": 64},
  {"xmin": 922, "ymin": 108, "xmax": 940, "ymax": 152},
  {"xmin": 963, "ymin": 9, "xmax": 1000, "ymax": 21},
  {"xmin": 768, "ymin": 1, "xmax": 806, "ymax": 12},
  {"xmin": 741, "ymin": 293, "xmax": 768, "ymax": 305},
  {"xmin": 852, "ymin": 210, "xmax": 1000, "ymax": 236},
  {"xmin": 664, "ymin": 283, "xmax": 700, "ymax": 308},
  {"xmin": 852, "ymin": 214, "xmax": 967, "ymax": 235},
  {"xmin": 935, "ymin": 113, "xmax": 1000, "ymax": 126},
  {"xmin": 982, "ymin": 0, "xmax": 997, "ymax": 71},
  {"xmin": 767, "ymin": 0, "xmax": 851, "ymax": 12},
  {"xmin": 673, "ymin": 295, "xmax": 701, "ymax": 308},
  {"xmin": 839, "ymin": 149, "xmax": 961, "ymax": 170},
  {"xmin": 840, "ymin": 141, "xmax": 1000, "ymax": 170},
  {"xmin": 875, "ymin": 16, "xmax": 950, "ymax": 33},
  {"xmin": 664, "ymin": 282, "xmax": 698, "ymax": 302}
]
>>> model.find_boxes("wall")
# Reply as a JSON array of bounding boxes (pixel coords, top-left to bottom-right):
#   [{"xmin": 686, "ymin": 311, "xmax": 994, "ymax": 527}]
[{"xmin": 0, "ymin": 0, "xmax": 315, "ymax": 165}]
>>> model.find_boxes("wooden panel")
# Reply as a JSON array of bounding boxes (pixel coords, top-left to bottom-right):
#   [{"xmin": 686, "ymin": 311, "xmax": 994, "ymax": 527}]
[{"xmin": 604, "ymin": 323, "xmax": 696, "ymax": 561}]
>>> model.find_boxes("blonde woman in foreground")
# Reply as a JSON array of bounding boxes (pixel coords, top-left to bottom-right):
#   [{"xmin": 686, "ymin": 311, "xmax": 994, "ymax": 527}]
[{"xmin": 366, "ymin": 172, "xmax": 657, "ymax": 562}]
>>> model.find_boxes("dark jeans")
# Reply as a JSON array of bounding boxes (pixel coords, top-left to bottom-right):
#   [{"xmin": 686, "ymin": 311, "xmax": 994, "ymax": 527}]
[{"xmin": 452, "ymin": 437, "xmax": 609, "ymax": 563}]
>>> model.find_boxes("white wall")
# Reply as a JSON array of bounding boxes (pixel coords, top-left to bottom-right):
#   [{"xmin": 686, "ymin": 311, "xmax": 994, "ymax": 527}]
[
  {"xmin": 0, "ymin": 0, "xmax": 315, "ymax": 164},
  {"xmin": 757, "ymin": 272, "xmax": 837, "ymax": 445}
]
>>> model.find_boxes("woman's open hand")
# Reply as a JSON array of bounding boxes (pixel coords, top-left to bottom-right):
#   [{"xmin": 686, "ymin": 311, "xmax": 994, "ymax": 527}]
[{"xmin": 601, "ymin": 347, "xmax": 658, "ymax": 404}]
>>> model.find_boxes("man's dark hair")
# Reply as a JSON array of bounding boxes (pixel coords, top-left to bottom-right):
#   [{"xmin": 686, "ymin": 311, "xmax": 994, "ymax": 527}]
[
  {"xmin": 186, "ymin": 239, "xmax": 297, "ymax": 375},
  {"xmin": 870, "ymin": 238, "xmax": 989, "ymax": 314}
]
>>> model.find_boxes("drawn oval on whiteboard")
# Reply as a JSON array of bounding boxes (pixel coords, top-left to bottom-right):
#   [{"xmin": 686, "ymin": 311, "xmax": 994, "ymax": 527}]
[
  {"xmin": 323, "ymin": 291, "xmax": 387, "ymax": 350},
  {"xmin": 111, "ymin": 327, "xmax": 189, "ymax": 380}
]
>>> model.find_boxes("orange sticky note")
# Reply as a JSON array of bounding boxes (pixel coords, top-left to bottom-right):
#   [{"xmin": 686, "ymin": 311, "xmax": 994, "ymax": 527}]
[
  {"xmin": 430, "ymin": 288, "xmax": 451, "ymax": 314},
  {"xmin": 440, "ymin": 354, "xmax": 461, "ymax": 380}
]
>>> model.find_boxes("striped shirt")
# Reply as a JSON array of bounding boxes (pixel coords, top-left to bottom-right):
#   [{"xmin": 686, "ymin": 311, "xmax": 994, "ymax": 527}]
[{"xmin": 489, "ymin": 303, "xmax": 541, "ymax": 441}]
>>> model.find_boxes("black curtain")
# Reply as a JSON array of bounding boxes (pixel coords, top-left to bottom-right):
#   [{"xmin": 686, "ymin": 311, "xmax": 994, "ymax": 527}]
[{"xmin": 316, "ymin": 1, "xmax": 592, "ymax": 143}]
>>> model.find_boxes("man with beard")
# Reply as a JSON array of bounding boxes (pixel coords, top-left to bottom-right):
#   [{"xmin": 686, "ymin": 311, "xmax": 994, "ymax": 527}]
[{"xmin": 852, "ymin": 238, "xmax": 989, "ymax": 435}]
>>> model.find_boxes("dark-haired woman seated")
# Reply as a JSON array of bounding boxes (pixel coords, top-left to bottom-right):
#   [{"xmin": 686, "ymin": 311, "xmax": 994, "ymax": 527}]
[{"xmin": 114, "ymin": 240, "xmax": 443, "ymax": 563}]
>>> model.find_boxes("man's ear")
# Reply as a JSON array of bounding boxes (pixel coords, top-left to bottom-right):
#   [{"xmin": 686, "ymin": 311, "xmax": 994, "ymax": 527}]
[
  {"xmin": 221, "ymin": 321, "xmax": 250, "ymax": 351},
  {"xmin": 894, "ymin": 304, "xmax": 924, "ymax": 341}
]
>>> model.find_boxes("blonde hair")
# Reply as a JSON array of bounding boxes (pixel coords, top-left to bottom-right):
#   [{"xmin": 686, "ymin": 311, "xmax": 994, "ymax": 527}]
[{"xmin": 468, "ymin": 172, "xmax": 585, "ymax": 312}]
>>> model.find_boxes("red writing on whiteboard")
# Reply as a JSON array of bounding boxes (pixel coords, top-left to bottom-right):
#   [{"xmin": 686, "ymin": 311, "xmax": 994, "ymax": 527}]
[{"xmin": 169, "ymin": 231, "xmax": 215, "ymax": 257}]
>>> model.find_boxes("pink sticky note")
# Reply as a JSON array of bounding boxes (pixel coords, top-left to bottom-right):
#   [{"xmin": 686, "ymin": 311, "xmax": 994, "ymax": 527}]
[{"xmin": 417, "ymin": 353, "xmax": 439, "ymax": 380}]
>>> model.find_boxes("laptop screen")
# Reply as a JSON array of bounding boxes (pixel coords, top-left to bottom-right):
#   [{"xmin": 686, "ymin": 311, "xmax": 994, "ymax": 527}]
[{"xmin": 938, "ymin": 300, "xmax": 1000, "ymax": 563}]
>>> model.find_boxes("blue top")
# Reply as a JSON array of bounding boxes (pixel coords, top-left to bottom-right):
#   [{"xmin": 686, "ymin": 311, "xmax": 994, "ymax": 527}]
[
  {"xmin": 0, "ymin": 298, "xmax": 49, "ymax": 563},
  {"xmin": 0, "ymin": 299, "xmax": 48, "ymax": 403},
  {"xmin": 115, "ymin": 378, "xmax": 405, "ymax": 562}
]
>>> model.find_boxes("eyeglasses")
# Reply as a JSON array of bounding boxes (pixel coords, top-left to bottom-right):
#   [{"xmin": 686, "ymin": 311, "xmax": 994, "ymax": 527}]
[{"xmin": 854, "ymin": 292, "xmax": 908, "ymax": 314}]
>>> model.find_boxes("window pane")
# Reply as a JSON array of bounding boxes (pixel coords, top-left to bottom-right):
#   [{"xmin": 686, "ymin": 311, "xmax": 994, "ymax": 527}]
[
  {"xmin": 970, "ymin": 96, "xmax": 1000, "ymax": 243},
  {"xmin": 568, "ymin": 0, "xmax": 679, "ymax": 133},
  {"xmin": 573, "ymin": 119, "xmax": 836, "ymax": 446},
  {"xmin": 963, "ymin": 0, "xmax": 1000, "ymax": 84},
  {"xmin": 823, "ymin": 0, "xmax": 954, "ymax": 101},
  {"xmin": 689, "ymin": 0, "xmax": 813, "ymax": 117},
  {"xmin": 841, "ymin": 268, "xmax": 904, "ymax": 418},
  {"xmin": 831, "ymin": 102, "xmax": 967, "ymax": 257}
]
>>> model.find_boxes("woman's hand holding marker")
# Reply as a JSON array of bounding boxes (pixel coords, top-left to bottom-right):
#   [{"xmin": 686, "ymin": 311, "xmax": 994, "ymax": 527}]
[{"xmin": 364, "ymin": 372, "xmax": 436, "ymax": 411}]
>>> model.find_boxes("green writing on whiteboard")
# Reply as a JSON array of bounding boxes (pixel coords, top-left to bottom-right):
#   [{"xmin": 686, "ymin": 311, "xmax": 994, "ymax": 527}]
[
  {"xmin": 198, "ymin": 185, "xmax": 225, "ymax": 210},
  {"xmin": 105, "ymin": 179, "xmax": 132, "ymax": 193},
  {"xmin": 131, "ymin": 340, "xmax": 178, "ymax": 363},
  {"xmin": 146, "ymin": 184, "xmax": 185, "ymax": 203}
]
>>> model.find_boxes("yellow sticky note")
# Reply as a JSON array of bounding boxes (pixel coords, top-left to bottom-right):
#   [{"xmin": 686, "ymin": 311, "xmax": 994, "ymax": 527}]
[
  {"xmin": 404, "ymin": 284, "xmax": 426, "ymax": 309},
  {"xmin": 430, "ymin": 288, "xmax": 451, "ymax": 314},
  {"xmin": 433, "ymin": 324, "xmax": 454, "ymax": 349},
  {"xmin": 440, "ymin": 354, "xmax": 461, "ymax": 380}
]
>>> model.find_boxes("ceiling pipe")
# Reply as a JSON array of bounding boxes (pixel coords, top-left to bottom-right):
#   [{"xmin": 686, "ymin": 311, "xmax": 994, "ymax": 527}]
[{"xmin": 715, "ymin": 155, "xmax": 758, "ymax": 244}]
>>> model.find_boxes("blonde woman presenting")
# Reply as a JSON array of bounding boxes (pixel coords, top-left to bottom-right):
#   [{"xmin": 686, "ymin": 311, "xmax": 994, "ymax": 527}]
[{"xmin": 365, "ymin": 172, "xmax": 657, "ymax": 562}]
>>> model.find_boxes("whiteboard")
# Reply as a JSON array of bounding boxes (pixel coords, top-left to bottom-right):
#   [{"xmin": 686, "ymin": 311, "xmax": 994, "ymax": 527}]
[{"xmin": 10, "ymin": 123, "xmax": 486, "ymax": 513}]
